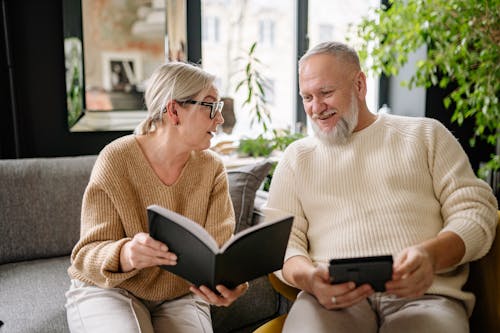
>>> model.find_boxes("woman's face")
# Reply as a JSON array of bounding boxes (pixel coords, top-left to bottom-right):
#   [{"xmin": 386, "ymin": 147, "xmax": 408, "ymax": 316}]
[{"xmin": 177, "ymin": 85, "xmax": 225, "ymax": 151}]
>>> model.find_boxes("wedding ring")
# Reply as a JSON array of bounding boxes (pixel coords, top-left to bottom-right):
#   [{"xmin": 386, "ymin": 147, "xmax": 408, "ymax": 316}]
[{"xmin": 331, "ymin": 296, "xmax": 337, "ymax": 304}]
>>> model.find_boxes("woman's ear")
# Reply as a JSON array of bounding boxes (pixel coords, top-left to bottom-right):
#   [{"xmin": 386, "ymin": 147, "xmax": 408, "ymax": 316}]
[{"xmin": 164, "ymin": 100, "xmax": 180, "ymax": 126}]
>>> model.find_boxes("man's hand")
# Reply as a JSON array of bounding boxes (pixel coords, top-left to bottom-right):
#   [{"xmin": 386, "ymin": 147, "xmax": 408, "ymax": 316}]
[
  {"xmin": 309, "ymin": 265, "xmax": 374, "ymax": 310},
  {"xmin": 190, "ymin": 282, "xmax": 249, "ymax": 307},
  {"xmin": 283, "ymin": 256, "xmax": 373, "ymax": 310},
  {"xmin": 120, "ymin": 232, "xmax": 177, "ymax": 272},
  {"xmin": 385, "ymin": 231, "xmax": 465, "ymax": 298},
  {"xmin": 385, "ymin": 245, "xmax": 435, "ymax": 297}
]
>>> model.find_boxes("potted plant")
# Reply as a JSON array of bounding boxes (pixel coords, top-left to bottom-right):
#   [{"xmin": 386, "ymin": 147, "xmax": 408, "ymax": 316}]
[{"xmin": 354, "ymin": 0, "xmax": 499, "ymax": 194}]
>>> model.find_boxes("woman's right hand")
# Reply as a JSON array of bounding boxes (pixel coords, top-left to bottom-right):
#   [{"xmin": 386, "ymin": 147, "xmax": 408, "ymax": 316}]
[{"xmin": 120, "ymin": 232, "xmax": 177, "ymax": 272}]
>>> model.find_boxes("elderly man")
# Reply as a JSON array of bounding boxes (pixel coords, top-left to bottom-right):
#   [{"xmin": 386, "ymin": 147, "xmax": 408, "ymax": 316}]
[{"xmin": 267, "ymin": 41, "xmax": 498, "ymax": 332}]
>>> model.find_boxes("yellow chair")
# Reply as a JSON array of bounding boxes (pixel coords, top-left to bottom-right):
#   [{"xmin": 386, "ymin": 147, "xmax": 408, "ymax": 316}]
[
  {"xmin": 254, "ymin": 211, "xmax": 500, "ymax": 333},
  {"xmin": 253, "ymin": 273, "xmax": 298, "ymax": 333}
]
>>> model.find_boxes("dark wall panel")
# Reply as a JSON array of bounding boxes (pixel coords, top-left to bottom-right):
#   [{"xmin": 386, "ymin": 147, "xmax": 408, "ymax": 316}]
[
  {"xmin": 1, "ymin": 0, "xmax": 17, "ymax": 158},
  {"xmin": 425, "ymin": 84, "xmax": 494, "ymax": 173}
]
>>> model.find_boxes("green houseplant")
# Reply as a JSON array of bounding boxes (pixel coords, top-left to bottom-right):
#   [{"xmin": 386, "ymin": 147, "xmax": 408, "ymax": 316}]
[
  {"xmin": 235, "ymin": 41, "xmax": 272, "ymax": 133},
  {"xmin": 354, "ymin": 0, "xmax": 499, "ymax": 181},
  {"xmin": 234, "ymin": 42, "xmax": 305, "ymax": 189},
  {"xmin": 235, "ymin": 42, "xmax": 305, "ymax": 158}
]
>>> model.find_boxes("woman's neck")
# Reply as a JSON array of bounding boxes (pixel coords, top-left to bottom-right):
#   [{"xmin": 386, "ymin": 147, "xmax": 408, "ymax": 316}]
[{"xmin": 135, "ymin": 132, "xmax": 191, "ymax": 185}]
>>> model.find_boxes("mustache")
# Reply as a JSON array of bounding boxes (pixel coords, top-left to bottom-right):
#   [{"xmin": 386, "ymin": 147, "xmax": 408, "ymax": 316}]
[{"xmin": 311, "ymin": 110, "xmax": 336, "ymax": 120}]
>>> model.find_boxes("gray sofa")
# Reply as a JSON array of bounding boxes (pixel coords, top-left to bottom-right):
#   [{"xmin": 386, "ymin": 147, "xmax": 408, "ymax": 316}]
[{"xmin": 0, "ymin": 155, "xmax": 288, "ymax": 333}]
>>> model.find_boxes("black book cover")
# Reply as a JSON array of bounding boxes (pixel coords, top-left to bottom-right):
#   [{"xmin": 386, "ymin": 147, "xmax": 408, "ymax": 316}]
[{"xmin": 148, "ymin": 205, "xmax": 293, "ymax": 290}]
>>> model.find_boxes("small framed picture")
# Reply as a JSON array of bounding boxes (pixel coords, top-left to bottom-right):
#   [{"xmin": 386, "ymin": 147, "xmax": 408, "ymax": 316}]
[{"xmin": 102, "ymin": 52, "xmax": 143, "ymax": 92}]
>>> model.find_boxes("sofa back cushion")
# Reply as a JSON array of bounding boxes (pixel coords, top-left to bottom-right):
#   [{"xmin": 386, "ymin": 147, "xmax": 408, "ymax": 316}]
[
  {"xmin": 0, "ymin": 155, "xmax": 97, "ymax": 264},
  {"xmin": 227, "ymin": 160, "xmax": 272, "ymax": 233}
]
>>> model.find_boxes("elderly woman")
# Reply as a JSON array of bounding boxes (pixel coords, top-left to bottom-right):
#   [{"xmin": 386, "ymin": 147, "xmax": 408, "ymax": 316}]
[{"xmin": 66, "ymin": 62, "xmax": 248, "ymax": 333}]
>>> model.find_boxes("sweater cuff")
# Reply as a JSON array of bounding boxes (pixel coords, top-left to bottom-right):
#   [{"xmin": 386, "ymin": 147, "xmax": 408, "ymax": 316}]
[
  {"xmin": 101, "ymin": 238, "xmax": 140, "ymax": 287},
  {"xmin": 284, "ymin": 248, "xmax": 310, "ymax": 263},
  {"xmin": 441, "ymin": 220, "xmax": 493, "ymax": 265}
]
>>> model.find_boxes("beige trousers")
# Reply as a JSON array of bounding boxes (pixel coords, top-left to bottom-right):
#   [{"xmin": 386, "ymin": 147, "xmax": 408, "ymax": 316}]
[
  {"xmin": 65, "ymin": 279, "xmax": 212, "ymax": 333},
  {"xmin": 283, "ymin": 291, "xmax": 469, "ymax": 333}
]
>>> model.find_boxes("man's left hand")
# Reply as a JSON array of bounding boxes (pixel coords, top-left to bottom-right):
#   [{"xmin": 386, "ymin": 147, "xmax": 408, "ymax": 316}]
[{"xmin": 385, "ymin": 245, "xmax": 435, "ymax": 297}]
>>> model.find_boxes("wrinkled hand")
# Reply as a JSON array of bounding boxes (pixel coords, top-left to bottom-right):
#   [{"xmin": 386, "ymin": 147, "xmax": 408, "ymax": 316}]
[
  {"xmin": 310, "ymin": 265, "xmax": 374, "ymax": 310},
  {"xmin": 120, "ymin": 232, "xmax": 177, "ymax": 272},
  {"xmin": 190, "ymin": 282, "xmax": 249, "ymax": 307},
  {"xmin": 385, "ymin": 245, "xmax": 435, "ymax": 297}
]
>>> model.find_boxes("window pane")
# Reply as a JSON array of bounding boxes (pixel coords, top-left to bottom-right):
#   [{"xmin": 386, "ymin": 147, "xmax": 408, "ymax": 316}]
[
  {"xmin": 201, "ymin": 0, "xmax": 297, "ymax": 138},
  {"xmin": 308, "ymin": 0, "xmax": 380, "ymax": 113}
]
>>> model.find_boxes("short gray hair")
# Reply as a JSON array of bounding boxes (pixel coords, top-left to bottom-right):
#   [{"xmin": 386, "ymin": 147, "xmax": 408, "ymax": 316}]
[
  {"xmin": 134, "ymin": 62, "xmax": 215, "ymax": 134},
  {"xmin": 299, "ymin": 41, "xmax": 361, "ymax": 70}
]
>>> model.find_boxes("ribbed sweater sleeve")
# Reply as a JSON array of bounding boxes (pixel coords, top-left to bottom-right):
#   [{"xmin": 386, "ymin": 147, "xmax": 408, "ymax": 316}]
[
  {"xmin": 267, "ymin": 113, "xmax": 497, "ymax": 315},
  {"xmin": 68, "ymin": 135, "xmax": 235, "ymax": 301}
]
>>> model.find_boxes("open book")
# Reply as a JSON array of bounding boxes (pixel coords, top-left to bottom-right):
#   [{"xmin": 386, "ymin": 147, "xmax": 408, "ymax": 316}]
[{"xmin": 148, "ymin": 205, "xmax": 294, "ymax": 290}]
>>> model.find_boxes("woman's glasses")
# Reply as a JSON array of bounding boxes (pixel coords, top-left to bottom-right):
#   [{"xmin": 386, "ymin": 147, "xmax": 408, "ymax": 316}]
[{"xmin": 180, "ymin": 100, "xmax": 224, "ymax": 119}]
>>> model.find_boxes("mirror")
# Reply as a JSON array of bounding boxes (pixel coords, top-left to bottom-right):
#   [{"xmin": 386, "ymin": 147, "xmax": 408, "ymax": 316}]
[{"xmin": 63, "ymin": 0, "xmax": 187, "ymax": 132}]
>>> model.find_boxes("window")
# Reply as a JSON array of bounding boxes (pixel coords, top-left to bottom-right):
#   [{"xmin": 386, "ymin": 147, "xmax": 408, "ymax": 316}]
[
  {"xmin": 264, "ymin": 79, "xmax": 275, "ymax": 105},
  {"xmin": 318, "ymin": 24, "xmax": 334, "ymax": 42},
  {"xmin": 202, "ymin": 16, "xmax": 220, "ymax": 42},
  {"xmin": 201, "ymin": 0, "xmax": 297, "ymax": 137},
  {"xmin": 258, "ymin": 20, "xmax": 275, "ymax": 47}
]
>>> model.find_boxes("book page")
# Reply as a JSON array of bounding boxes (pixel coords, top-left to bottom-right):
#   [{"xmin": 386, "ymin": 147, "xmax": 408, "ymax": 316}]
[
  {"xmin": 148, "ymin": 205, "xmax": 219, "ymax": 253},
  {"xmin": 220, "ymin": 209, "xmax": 293, "ymax": 253}
]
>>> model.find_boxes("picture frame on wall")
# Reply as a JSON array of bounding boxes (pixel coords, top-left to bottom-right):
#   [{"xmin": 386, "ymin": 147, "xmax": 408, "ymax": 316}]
[{"xmin": 101, "ymin": 52, "xmax": 143, "ymax": 93}]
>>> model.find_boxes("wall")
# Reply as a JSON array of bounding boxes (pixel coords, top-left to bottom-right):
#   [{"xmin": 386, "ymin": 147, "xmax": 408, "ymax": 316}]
[{"xmin": 1, "ymin": 0, "xmax": 129, "ymax": 159}]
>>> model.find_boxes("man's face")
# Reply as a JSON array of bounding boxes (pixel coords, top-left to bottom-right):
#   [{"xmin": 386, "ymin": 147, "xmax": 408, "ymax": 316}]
[{"xmin": 299, "ymin": 54, "xmax": 360, "ymax": 144}]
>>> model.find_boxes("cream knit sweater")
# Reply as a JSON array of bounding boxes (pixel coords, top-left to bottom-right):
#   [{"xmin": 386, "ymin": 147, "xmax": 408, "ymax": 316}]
[
  {"xmin": 267, "ymin": 113, "xmax": 498, "ymax": 315},
  {"xmin": 68, "ymin": 135, "xmax": 235, "ymax": 301}
]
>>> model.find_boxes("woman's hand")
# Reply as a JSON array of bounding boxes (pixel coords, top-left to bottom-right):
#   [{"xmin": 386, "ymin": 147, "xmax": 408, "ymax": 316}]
[
  {"xmin": 120, "ymin": 232, "xmax": 177, "ymax": 272},
  {"xmin": 190, "ymin": 282, "xmax": 250, "ymax": 307}
]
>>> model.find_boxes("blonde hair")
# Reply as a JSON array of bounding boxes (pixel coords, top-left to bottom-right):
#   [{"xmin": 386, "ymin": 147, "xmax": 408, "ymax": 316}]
[{"xmin": 134, "ymin": 62, "xmax": 215, "ymax": 134}]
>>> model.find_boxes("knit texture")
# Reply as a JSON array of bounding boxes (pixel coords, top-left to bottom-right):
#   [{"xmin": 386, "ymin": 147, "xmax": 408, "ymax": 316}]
[
  {"xmin": 68, "ymin": 135, "xmax": 235, "ymax": 301},
  {"xmin": 267, "ymin": 113, "xmax": 498, "ymax": 315}
]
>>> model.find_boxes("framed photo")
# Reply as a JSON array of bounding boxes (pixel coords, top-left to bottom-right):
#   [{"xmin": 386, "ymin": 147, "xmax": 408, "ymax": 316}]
[{"xmin": 102, "ymin": 52, "xmax": 143, "ymax": 92}]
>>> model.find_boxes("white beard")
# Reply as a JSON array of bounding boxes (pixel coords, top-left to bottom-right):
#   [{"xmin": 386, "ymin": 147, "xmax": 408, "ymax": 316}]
[{"xmin": 311, "ymin": 93, "xmax": 359, "ymax": 145}]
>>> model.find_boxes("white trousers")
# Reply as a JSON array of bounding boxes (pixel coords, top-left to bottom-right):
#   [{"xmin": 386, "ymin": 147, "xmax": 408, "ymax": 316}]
[
  {"xmin": 65, "ymin": 279, "xmax": 212, "ymax": 333},
  {"xmin": 283, "ymin": 291, "xmax": 469, "ymax": 333}
]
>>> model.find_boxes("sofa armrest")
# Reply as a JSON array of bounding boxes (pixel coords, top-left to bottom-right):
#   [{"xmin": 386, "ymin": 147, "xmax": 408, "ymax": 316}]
[{"xmin": 467, "ymin": 211, "xmax": 500, "ymax": 333}]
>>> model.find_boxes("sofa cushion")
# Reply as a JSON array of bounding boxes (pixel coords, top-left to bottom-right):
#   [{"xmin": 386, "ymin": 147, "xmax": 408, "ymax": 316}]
[
  {"xmin": 0, "ymin": 256, "xmax": 70, "ymax": 333},
  {"xmin": 227, "ymin": 160, "xmax": 273, "ymax": 233},
  {"xmin": 0, "ymin": 155, "xmax": 96, "ymax": 264}
]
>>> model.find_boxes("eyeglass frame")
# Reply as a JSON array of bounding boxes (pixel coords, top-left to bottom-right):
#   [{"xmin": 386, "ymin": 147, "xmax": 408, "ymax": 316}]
[{"xmin": 178, "ymin": 99, "xmax": 224, "ymax": 119}]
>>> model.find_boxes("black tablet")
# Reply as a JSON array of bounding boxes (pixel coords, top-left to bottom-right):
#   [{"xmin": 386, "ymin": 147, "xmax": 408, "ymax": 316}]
[{"xmin": 329, "ymin": 255, "xmax": 393, "ymax": 292}]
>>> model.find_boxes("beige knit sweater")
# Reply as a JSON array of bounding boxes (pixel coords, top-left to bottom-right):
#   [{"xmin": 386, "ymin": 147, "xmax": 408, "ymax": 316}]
[
  {"xmin": 68, "ymin": 135, "xmax": 235, "ymax": 301},
  {"xmin": 267, "ymin": 113, "xmax": 498, "ymax": 315}
]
